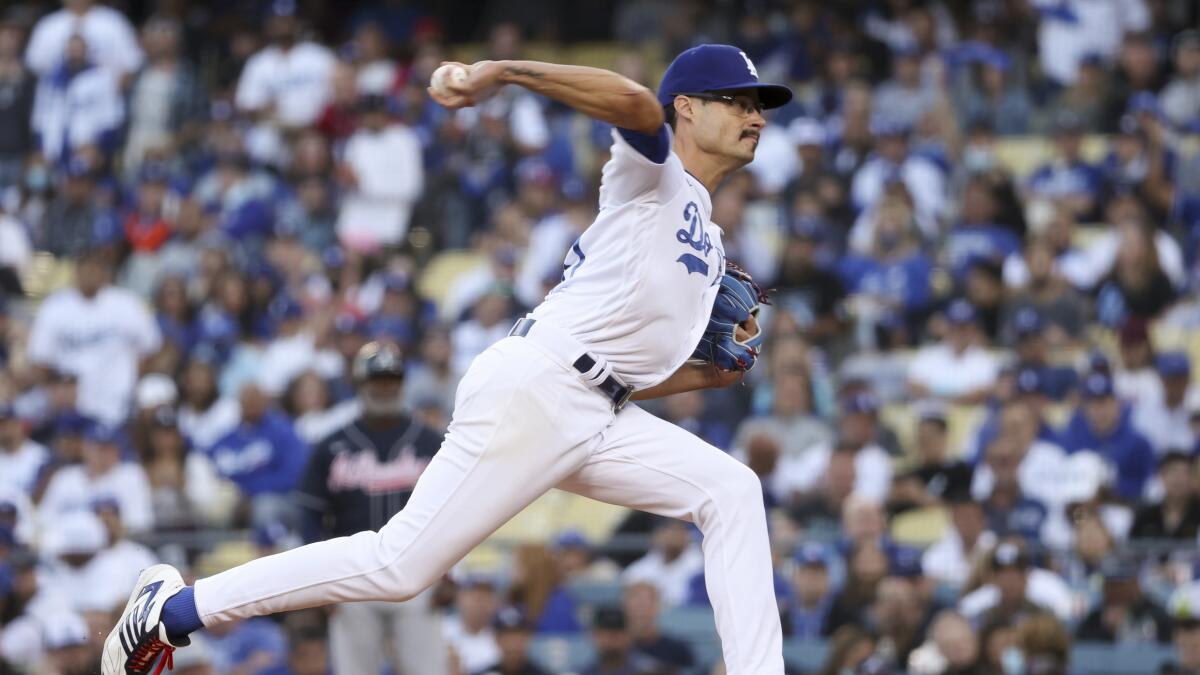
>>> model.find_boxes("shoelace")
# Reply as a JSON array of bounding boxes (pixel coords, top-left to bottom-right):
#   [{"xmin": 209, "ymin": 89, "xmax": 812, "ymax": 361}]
[{"xmin": 129, "ymin": 639, "xmax": 175, "ymax": 675}]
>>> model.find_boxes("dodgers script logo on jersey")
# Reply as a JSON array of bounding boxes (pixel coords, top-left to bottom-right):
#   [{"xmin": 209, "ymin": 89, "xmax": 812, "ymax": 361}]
[{"xmin": 676, "ymin": 201, "xmax": 724, "ymax": 283}]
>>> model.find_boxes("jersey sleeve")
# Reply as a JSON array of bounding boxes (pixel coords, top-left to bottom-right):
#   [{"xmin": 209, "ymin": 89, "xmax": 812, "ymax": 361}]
[
  {"xmin": 598, "ymin": 126, "xmax": 681, "ymax": 207},
  {"xmin": 25, "ymin": 298, "xmax": 60, "ymax": 367}
]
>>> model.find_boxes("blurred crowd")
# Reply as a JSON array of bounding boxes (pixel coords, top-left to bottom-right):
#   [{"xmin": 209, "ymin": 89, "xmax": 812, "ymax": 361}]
[{"xmin": 2, "ymin": 0, "xmax": 1200, "ymax": 673}]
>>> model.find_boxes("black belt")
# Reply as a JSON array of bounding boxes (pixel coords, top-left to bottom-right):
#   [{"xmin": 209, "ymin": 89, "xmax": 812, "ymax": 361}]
[{"xmin": 509, "ymin": 318, "xmax": 634, "ymax": 412}]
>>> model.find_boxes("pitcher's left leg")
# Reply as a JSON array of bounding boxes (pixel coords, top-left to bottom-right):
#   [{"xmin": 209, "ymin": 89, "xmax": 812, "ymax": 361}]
[{"xmin": 556, "ymin": 405, "xmax": 783, "ymax": 675}]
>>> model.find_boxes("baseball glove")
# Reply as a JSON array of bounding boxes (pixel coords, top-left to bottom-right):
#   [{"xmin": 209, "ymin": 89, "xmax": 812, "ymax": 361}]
[{"xmin": 691, "ymin": 261, "xmax": 770, "ymax": 372}]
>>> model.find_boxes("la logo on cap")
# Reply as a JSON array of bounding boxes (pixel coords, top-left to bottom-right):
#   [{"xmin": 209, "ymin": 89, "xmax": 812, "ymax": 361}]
[{"xmin": 739, "ymin": 50, "xmax": 758, "ymax": 79}]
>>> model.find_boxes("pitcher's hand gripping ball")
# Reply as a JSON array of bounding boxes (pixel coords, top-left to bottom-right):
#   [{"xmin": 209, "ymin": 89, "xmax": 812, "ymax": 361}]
[{"xmin": 691, "ymin": 261, "xmax": 770, "ymax": 372}]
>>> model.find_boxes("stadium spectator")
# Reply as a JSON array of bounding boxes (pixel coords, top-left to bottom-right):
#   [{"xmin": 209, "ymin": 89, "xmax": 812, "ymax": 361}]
[
  {"xmin": 1096, "ymin": 222, "xmax": 1179, "ymax": 327},
  {"xmin": 25, "ymin": 0, "xmax": 142, "ymax": 81},
  {"xmin": 907, "ymin": 299, "xmax": 1000, "ymax": 404},
  {"xmin": 336, "ymin": 93, "xmax": 424, "ymax": 251},
  {"xmin": 30, "ymin": 33, "xmax": 124, "ymax": 167},
  {"xmin": 0, "ymin": 403, "xmax": 48, "ymax": 494},
  {"xmin": 621, "ymin": 581, "xmax": 694, "ymax": 672},
  {"xmin": 0, "ymin": 19, "xmax": 34, "ymax": 189},
  {"xmin": 1134, "ymin": 353, "xmax": 1200, "ymax": 454},
  {"xmin": 908, "ymin": 609, "xmax": 983, "ymax": 674},
  {"xmin": 256, "ymin": 627, "xmax": 331, "ymax": 675},
  {"xmin": 177, "ymin": 352, "xmax": 241, "ymax": 452},
  {"xmin": 234, "ymin": 0, "xmax": 334, "ymax": 130},
  {"xmin": 1061, "ymin": 371, "xmax": 1156, "ymax": 501},
  {"xmin": 789, "ymin": 393, "xmax": 892, "ymax": 503},
  {"xmin": 508, "ymin": 544, "xmax": 581, "ymax": 634},
  {"xmin": 1130, "ymin": 452, "xmax": 1200, "ymax": 540},
  {"xmin": 850, "ymin": 119, "xmax": 946, "ymax": 233},
  {"xmin": 1014, "ymin": 611, "xmax": 1075, "ymax": 675},
  {"xmin": 785, "ymin": 543, "xmax": 834, "ymax": 640},
  {"xmin": 816, "ymin": 625, "xmax": 879, "ymax": 675},
  {"xmin": 201, "ymin": 615, "xmax": 288, "ymax": 675},
  {"xmin": 121, "ymin": 17, "xmax": 205, "ymax": 174},
  {"xmin": 1161, "ymin": 618, "xmax": 1200, "ymax": 675},
  {"xmin": 772, "ymin": 216, "xmax": 846, "ymax": 347},
  {"xmin": 1002, "ymin": 236, "xmax": 1090, "ymax": 345},
  {"xmin": 959, "ymin": 542, "xmax": 1073, "ymax": 625},
  {"xmin": 444, "ymin": 576, "xmax": 502, "ymax": 675},
  {"xmin": 623, "ymin": 519, "xmax": 704, "ymax": 610},
  {"xmin": 204, "ymin": 383, "xmax": 308, "ymax": 528},
  {"xmin": 1161, "ymin": 30, "xmax": 1200, "ymax": 131},
  {"xmin": 1077, "ymin": 556, "xmax": 1172, "ymax": 644},
  {"xmin": 823, "ymin": 540, "xmax": 890, "ymax": 637},
  {"xmin": 475, "ymin": 606, "xmax": 552, "ymax": 675},
  {"xmin": 1025, "ymin": 111, "xmax": 1104, "ymax": 219},
  {"xmin": 38, "ymin": 424, "xmax": 153, "ymax": 533},
  {"xmin": 582, "ymin": 605, "xmax": 658, "ymax": 675},
  {"xmin": 922, "ymin": 491, "xmax": 996, "ymax": 592}
]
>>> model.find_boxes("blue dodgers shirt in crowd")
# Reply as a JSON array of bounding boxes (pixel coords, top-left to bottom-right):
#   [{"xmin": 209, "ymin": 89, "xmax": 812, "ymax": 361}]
[
  {"xmin": 836, "ymin": 252, "xmax": 935, "ymax": 312},
  {"xmin": 206, "ymin": 409, "xmax": 309, "ymax": 496}
]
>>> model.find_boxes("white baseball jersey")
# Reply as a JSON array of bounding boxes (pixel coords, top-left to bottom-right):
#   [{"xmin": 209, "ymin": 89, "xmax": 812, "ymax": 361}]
[{"xmin": 531, "ymin": 128, "xmax": 726, "ymax": 389}]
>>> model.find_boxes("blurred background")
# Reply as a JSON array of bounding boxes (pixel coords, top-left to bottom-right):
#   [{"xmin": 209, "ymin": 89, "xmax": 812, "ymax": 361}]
[{"xmin": 1, "ymin": 0, "xmax": 1200, "ymax": 673}]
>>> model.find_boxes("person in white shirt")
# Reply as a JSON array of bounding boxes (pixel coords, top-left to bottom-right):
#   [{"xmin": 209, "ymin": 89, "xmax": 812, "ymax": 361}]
[
  {"xmin": 851, "ymin": 118, "xmax": 946, "ymax": 227},
  {"xmin": 30, "ymin": 34, "xmax": 124, "ymax": 164},
  {"xmin": 958, "ymin": 542, "xmax": 1073, "ymax": 624},
  {"xmin": 1032, "ymin": 0, "xmax": 1150, "ymax": 86},
  {"xmin": 450, "ymin": 286, "xmax": 518, "ymax": 378},
  {"xmin": 1161, "ymin": 31, "xmax": 1200, "ymax": 130},
  {"xmin": 0, "ymin": 404, "xmax": 49, "ymax": 495},
  {"xmin": 1133, "ymin": 352, "xmax": 1200, "ymax": 455},
  {"xmin": 442, "ymin": 576, "xmax": 502, "ymax": 675},
  {"xmin": 622, "ymin": 519, "xmax": 705, "ymax": 609},
  {"xmin": 352, "ymin": 22, "xmax": 396, "ymax": 94},
  {"xmin": 780, "ymin": 392, "xmax": 893, "ymax": 503},
  {"xmin": 24, "ymin": 0, "xmax": 143, "ymax": 80},
  {"xmin": 38, "ymin": 510, "xmax": 142, "ymax": 612},
  {"xmin": 907, "ymin": 299, "xmax": 999, "ymax": 405},
  {"xmin": 26, "ymin": 251, "xmax": 161, "ymax": 426},
  {"xmin": 90, "ymin": 498, "xmax": 158, "ymax": 607},
  {"xmin": 922, "ymin": 495, "xmax": 997, "ymax": 591},
  {"xmin": 39, "ymin": 424, "xmax": 154, "ymax": 534},
  {"xmin": 177, "ymin": 351, "xmax": 241, "ymax": 452},
  {"xmin": 336, "ymin": 94, "xmax": 424, "ymax": 250},
  {"xmin": 234, "ymin": 0, "xmax": 334, "ymax": 128}
]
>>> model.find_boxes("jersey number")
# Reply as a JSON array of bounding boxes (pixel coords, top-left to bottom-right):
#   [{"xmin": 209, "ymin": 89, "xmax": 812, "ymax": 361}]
[{"xmin": 561, "ymin": 239, "xmax": 585, "ymax": 281}]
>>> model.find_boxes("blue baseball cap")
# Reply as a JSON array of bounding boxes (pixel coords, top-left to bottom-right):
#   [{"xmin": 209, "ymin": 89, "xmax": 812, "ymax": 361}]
[
  {"xmin": 945, "ymin": 299, "xmax": 977, "ymax": 325},
  {"xmin": 1012, "ymin": 307, "xmax": 1044, "ymax": 338},
  {"xmin": 1082, "ymin": 372, "xmax": 1115, "ymax": 399},
  {"xmin": 657, "ymin": 44, "xmax": 792, "ymax": 110},
  {"xmin": 552, "ymin": 529, "xmax": 590, "ymax": 551},
  {"xmin": 1156, "ymin": 352, "xmax": 1191, "ymax": 378},
  {"xmin": 84, "ymin": 423, "xmax": 122, "ymax": 445},
  {"xmin": 793, "ymin": 542, "xmax": 829, "ymax": 568},
  {"xmin": 1015, "ymin": 367, "xmax": 1046, "ymax": 396}
]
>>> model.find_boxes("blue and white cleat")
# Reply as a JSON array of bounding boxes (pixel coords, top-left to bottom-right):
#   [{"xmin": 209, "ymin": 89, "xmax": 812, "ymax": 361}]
[{"xmin": 101, "ymin": 564, "xmax": 188, "ymax": 674}]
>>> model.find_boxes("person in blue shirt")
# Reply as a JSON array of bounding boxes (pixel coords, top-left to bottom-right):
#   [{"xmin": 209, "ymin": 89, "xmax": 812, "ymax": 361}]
[
  {"xmin": 202, "ymin": 616, "xmax": 288, "ymax": 674},
  {"xmin": 980, "ymin": 435, "xmax": 1048, "ymax": 542},
  {"xmin": 1025, "ymin": 110, "xmax": 1105, "ymax": 220},
  {"xmin": 837, "ymin": 196, "xmax": 935, "ymax": 332},
  {"xmin": 206, "ymin": 383, "xmax": 309, "ymax": 526},
  {"xmin": 1060, "ymin": 372, "xmax": 1156, "ymax": 501},
  {"xmin": 1008, "ymin": 308, "xmax": 1078, "ymax": 401},
  {"xmin": 786, "ymin": 543, "xmax": 835, "ymax": 640},
  {"xmin": 944, "ymin": 177, "xmax": 1022, "ymax": 282}
]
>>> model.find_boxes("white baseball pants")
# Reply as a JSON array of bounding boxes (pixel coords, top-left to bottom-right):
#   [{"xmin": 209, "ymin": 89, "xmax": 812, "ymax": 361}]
[{"xmin": 194, "ymin": 324, "xmax": 784, "ymax": 674}]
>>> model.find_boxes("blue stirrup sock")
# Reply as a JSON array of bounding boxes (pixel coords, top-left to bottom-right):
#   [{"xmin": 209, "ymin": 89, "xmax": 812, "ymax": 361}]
[{"xmin": 161, "ymin": 586, "xmax": 203, "ymax": 640}]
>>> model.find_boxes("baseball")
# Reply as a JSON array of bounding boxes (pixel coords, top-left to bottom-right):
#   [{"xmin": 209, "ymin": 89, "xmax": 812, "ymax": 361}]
[{"xmin": 431, "ymin": 63, "xmax": 469, "ymax": 97}]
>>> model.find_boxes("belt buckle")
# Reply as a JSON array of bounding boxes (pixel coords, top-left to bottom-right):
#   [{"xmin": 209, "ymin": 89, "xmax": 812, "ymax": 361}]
[{"xmin": 613, "ymin": 385, "xmax": 634, "ymax": 413}]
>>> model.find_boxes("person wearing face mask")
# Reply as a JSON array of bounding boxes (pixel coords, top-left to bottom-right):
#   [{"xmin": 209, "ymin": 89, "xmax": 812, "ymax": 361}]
[{"xmin": 293, "ymin": 340, "xmax": 447, "ymax": 675}]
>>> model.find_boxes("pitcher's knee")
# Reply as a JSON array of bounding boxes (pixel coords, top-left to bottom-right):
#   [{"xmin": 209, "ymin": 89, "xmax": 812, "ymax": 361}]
[{"xmin": 701, "ymin": 461, "xmax": 765, "ymax": 521}]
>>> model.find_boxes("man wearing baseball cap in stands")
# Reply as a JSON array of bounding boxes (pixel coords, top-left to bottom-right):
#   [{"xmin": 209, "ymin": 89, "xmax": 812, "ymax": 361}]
[
  {"xmin": 1133, "ymin": 352, "xmax": 1200, "ymax": 455},
  {"xmin": 1060, "ymin": 371, "xmax": 1156, "ymax": 501},
  {"xmin": 0, "ymin": 403, "xmax": 47, "ymax": 495},
  {"xmin": 907, "ymin": 299, "xmax": 1001, "ymax": 405},
  {"xmin": 475, "ymin": 606, "xmax": 551, "ymax": 675},
  {"xmin": 37, "ymin": 424, "xmax": 154, "ymax": 534}
]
